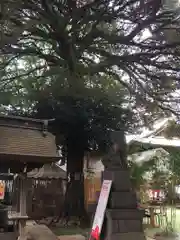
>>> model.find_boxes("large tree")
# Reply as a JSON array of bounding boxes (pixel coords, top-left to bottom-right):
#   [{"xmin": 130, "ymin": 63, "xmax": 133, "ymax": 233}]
[
  {"xmin": 0, "ymin": 0, "xmax": 180, "ymax": 113},
  {"xmin": 1, "ymin": 0, "xmax": 180, "ymax": 220},
  {"xmin": 0, "ymin": 48, "xmax": 136, "ymax": 220},
  {"xmin": 5, "ymin": 69, "xmax": 134, "ymax": 220},
  {"xmin": 35, "ymin": 91, "xmax": 132, "ymax": 221},
  {"xmin": 0, "ymin": 0, "xmax": 179, "ymax": 134}
]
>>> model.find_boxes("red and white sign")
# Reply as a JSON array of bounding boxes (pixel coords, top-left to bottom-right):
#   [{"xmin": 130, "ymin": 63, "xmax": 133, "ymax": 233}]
[
  {"xmin": 89, "ymin": 180, "xmax": 112, "ymax": 240},
  {"xmin": 148, "ymin": 189, "xmax": 165, "ymax": 201}
]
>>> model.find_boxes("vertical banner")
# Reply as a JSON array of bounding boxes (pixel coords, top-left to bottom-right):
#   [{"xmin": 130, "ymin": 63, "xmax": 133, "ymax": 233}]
[
  {"xmin": 0, "ymin": 181, "xmax": 5, "ymax": 200},
  {"xmin": 89, "ymin": 180, "xmax": 112, "ymax": 240}
]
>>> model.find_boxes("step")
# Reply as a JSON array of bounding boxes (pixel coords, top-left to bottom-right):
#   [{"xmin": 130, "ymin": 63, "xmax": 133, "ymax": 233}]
[
  {"xmin": 103, "ymin": 170, "xmax": 131, "ymax": 191},
  {"xmin": 110, "ymin": 232, "xmax": 146, "ymax": 240},
  {"xmin": 110, "ymin": 219, "xmax": 143, "ymax": 233},
  {"xmin": 109, "ymin": 192, "xmax": 137, "ymax": 208},
  {"xmin": 106, "ymin": 209, "xmax": 143, "ymax": 220}
]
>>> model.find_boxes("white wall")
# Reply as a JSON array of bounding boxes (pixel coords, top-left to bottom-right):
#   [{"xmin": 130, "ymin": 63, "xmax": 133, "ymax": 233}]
[{"xmin": 84, "ymin": 156, "xmax": 104, "ymax": 178}]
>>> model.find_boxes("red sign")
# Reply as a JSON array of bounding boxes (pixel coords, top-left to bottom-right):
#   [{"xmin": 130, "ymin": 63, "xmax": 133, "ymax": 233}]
[
  {"xmin": 89, "ymin": 180, "xmax": 112, "ymax": 240},
  {"xmin": 0, "ymin": 182, "xmax": 5, "ymax": 200},
  {"xmin": 148, "ymin": 189, "xmax": 165, "ymax": 201}
]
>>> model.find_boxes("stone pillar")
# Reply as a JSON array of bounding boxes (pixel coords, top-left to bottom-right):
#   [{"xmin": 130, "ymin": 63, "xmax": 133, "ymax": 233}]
[
  {"xmin": 101, "ymin": 131, "xmax": 146, "ymax": 240},
  {"xmin": 18, "ymin": 173, "xmax": 28, "ymax": 240}
]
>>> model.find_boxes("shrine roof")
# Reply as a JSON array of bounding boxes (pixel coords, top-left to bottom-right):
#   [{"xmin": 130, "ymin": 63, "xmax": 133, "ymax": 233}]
[
  {"xmin": 27, "ymin": 163, "xmax": 66, "ymax": 180},
  {"xmin": 0, "ymin": 114, "xmax": 55, "ymax": 130},
  {"xmin": 127, "ymin": 117, "xmax": 180, "ymax": 156},
  {"xmin": 0, "ymin": 115, "xmax": 59, "ymax": 171},
  {"xmin": 0, "ymin": 114, "xmax": 46, "ymax": 123}
]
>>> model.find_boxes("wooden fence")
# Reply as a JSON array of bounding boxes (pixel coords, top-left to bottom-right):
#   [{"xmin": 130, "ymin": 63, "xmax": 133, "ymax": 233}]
[
  {"xmin": 12, "ymin": 177, "xmax": 66, "ymax": 219},
  {"xmin": 84, "ymin": 176, "xmax": 101, "ymax": 212},
  {"xmin": 2, "ymin": 174, "xmax": 102, "ymax": 219}
]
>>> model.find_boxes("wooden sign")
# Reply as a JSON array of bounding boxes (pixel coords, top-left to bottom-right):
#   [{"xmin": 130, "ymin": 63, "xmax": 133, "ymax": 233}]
[
  {"xmin": 0, "ymin": 181, "xmax": 5, "ymax": 200},
  {"xmin": 89, "ymin": 180, "xmax": 112, "ymax": 240}
]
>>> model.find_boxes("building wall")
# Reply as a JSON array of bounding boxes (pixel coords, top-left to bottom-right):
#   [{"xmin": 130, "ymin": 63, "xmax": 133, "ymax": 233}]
[
  {"xmin": 58, "ymin": 154, "xmax": 105, "ymax": 214},
  {"xmin": 84, "ymin": 156, "xmax": 104, "ymax": 213}
]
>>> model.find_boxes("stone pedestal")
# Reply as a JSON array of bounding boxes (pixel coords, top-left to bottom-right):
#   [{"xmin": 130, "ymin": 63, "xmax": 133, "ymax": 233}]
[{"xmin": 102, "ymin": 169, "xmax": 146, "ymax": 240}]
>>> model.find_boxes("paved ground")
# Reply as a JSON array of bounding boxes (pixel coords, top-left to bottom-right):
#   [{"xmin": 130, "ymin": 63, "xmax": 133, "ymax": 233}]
[
  {"xmin": 0, "ymin": 233, "xmax": 155, "ymax": 240},
  {"xmin": 58, "ymin": 234, "xmax": 154, "ymax": 240},
  {"xmin": 0, "ymin": 233, "xmax": 17, "ymax": 240},
  {"xmin": 58, "ymin": 235, "xmax": 85, "ymax": 240}
]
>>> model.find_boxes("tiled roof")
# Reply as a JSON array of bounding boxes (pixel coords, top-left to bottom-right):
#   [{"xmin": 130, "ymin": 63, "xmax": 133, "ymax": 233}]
[
  {"xmin": 27, "ymin": 163, "xmax": 66, "ymax": 179},
  {"xmin": 133, "ymin": 137, "xmax": 180, "ymax": 148},
  {"xmin": 128, "ymin": 117, "xmax": 180, "ymax": 148},
  {"xmin": 0, "ymin": 126, "xmax": 58, "ymax": 158}
]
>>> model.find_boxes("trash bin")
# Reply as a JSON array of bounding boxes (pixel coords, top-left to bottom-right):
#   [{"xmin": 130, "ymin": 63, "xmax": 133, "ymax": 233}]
[{"xmin": 0, "ymin": 204, "xmax": 8, "ymax": 230}]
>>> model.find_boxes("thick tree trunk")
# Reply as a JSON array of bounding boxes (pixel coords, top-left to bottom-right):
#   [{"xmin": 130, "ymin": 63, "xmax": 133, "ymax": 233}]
[{"xmin": 63, "ymin": 132, "xmax": 88, "ymax": 224}]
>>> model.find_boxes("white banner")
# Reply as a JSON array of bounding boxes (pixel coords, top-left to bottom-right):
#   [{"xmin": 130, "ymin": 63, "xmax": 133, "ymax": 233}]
[{"xmin": 90, "ymin": 180, "xmax": 112, "ymax": 240}]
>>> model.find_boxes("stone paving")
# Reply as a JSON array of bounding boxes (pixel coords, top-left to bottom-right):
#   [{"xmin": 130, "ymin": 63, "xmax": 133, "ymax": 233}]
[
  {"xmin": 58, "ymin": 235, "xmax": 85, "ymax": 240},
  {"xmin": 58, "ymin": 235, "xmax": 154, "ymax": 240},
  {"xmin": 0, "ymin": 232, "xmax": 17, "ymax": 240},
  {"xmin": 0, "ymin": 232, "xmax": 156, "ymax": 240}
]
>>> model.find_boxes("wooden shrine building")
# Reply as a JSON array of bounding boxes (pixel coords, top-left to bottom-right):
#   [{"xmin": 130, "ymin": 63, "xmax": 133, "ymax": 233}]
[{"xmin": 0, "ymin": 114, "xmax": 59, "ymax": 239}]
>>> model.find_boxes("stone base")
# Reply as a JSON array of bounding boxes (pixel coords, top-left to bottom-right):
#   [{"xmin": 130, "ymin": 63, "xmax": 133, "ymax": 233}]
[
  {"xmin": 108, "ymin": 232, "xmax": 146, "ymax": 240},
  {"xmin": 106, "ymin": 209, "xmax": 144, "ymax": 220},
  {"xmin": 103, "ymin": 170, "xmax": 131, "ymax": 191},
  {"xmin": 104, "ymin": 209, "xmax": 145, "ymax": 239},
  {"xmin": 109, "ymin": 192, "xmax": 137, "ymax": 208},
  {"xmin": 101, "ymin": 169, "xmax": 145, "ymax": 240}
]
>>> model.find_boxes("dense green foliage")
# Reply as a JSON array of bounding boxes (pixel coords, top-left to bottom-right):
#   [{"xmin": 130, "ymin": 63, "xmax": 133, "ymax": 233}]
[{"xmin": 0, "ymin": 0, "xmax": 180, "ymax": 115}]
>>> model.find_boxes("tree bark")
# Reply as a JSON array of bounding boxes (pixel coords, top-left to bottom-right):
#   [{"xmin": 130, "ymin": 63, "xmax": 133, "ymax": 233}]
[{"xmin": 63, "ymin": 131, "xmax": 88, "ymax": 224}]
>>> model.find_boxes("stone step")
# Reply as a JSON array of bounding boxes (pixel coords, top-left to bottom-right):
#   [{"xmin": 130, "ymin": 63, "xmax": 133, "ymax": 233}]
[
  {"xmin": 110, "ymin": 232, "xmax": 146, "ymax": 240},
  {"xmin": 109, "ymin": 192, "xmax": 137, "ymax": 209},
  {"xmin": 103, "ymin": 170, "xmax": 131, "ymax": 191},
  {"xmin": 110, "ymin": 219, "xmax": 143, "ymax": 233},
  {"xmin": 106, "ymin": 209, "xmax": 144, "ymax": 220}
]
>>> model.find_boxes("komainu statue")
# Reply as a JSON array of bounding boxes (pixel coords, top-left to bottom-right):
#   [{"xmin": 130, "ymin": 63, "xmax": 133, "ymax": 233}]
[{"xmin": 102, "ymin": 130, "xmax": 127, "ymax": 169}]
